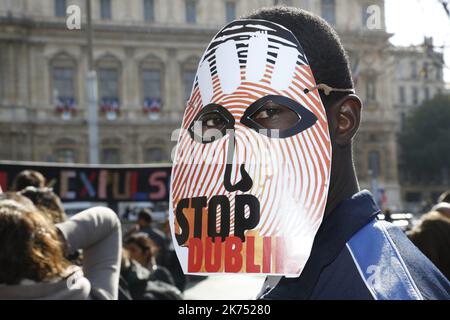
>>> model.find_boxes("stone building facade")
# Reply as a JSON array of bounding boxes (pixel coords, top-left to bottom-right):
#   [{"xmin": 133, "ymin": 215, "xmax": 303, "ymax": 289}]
[
  {"xmin": 388, "ymin": 38, "xmax": 447, "ymax": 210},
  {"xmin": 390, "ymin": 37, "xmax": 445, "ymax": 130},
  {"xmin": 0, "ymin": 0, "xmax": 425, "ymax": 209}
]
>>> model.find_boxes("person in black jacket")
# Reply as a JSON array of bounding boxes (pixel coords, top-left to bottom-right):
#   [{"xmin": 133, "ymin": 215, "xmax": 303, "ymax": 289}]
[
  {"xmin": 119, "ymin": 249, "xmax": 182, "ymax": 300},
  {"xmin": 239, "ymin": 7, "xmax": 450, "ymax": 300},
  {"xmin": 124, "ymin": 233, "xmax": 174, "ymax": 286}
]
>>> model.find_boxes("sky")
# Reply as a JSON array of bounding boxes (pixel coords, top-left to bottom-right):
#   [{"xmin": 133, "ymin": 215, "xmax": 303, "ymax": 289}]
[{"xmin": 385, "ymin": 0, "xmax": 450, "ymax": 82}]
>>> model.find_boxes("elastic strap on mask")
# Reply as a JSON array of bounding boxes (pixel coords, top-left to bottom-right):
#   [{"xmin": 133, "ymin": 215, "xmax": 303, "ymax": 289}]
[{"xmin": 304, "ymin": 83, "xmax": 355, "ymax": 96}]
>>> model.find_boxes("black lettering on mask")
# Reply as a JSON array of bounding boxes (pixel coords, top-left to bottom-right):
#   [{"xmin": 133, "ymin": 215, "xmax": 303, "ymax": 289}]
[
  {"xmin": 192, "ymin": 197, "xmax": 207, "ymax": 238},
  {"xmin": 174, "ymin": 194, "xmax": 260, "ymax": 245},
  {"xmin": 175, "ymin": 198, "xmax": 190, "ymax": 245},
  {"xmin": 234, "ymin": 195, "xmax": 260, "ymax": 241}
]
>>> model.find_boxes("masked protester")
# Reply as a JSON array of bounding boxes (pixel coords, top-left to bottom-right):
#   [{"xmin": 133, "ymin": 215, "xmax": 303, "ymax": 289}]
[{"xmin": 169, "ymin": 7, "xmax": 450, "ymax": 300}]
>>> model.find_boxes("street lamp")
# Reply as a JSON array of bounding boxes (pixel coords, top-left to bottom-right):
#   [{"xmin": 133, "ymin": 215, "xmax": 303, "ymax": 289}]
[{"xmin": 86, "ymin": 0, "xmax": 99, "ymax": 164}]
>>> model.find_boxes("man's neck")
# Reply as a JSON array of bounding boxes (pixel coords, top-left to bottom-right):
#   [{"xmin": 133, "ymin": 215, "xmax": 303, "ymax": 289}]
[{"xmin": 324, "ymin": 149, "xmax": 360, "ymax": 217}]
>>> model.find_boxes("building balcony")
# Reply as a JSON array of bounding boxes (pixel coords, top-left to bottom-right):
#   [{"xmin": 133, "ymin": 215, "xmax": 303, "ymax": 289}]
[{"xmin": 0, "ymin": 103, "xmax": 184, "ymax": 126}]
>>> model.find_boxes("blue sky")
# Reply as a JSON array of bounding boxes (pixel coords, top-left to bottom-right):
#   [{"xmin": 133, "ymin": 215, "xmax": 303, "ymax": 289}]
[{"xmin": 385, "ymin": 0, "xmax": 450, "ymax": 82}]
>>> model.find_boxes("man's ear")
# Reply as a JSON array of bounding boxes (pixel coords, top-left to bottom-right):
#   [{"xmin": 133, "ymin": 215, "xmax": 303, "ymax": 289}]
[{"xmin": 327, "ymin": 94, "xmax": 362, "ymax": 146}]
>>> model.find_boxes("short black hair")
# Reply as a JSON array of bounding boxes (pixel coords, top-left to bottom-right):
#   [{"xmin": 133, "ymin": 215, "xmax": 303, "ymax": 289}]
[
  {"xmin": 125, "ymin": 233, "xmax": 155, "ymax": 254},
  {"xmin": 243, "ymin": 6, "xmax": 354, "ymax": 108},
  {"xmin": 138, "ymin": 208, "xmax": 153, "ymax": 224}
]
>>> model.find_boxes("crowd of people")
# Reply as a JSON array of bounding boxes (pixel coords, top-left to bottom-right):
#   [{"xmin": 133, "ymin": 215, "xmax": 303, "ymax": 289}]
[
  {"xmin": 0, "ymin": 170, "xmax": 186, "ymax": 300},
  {"xmin": 0, "ymin": 169, "xmax": 449, "ymax": 299},
  {"xmin": 407, "ymin": 191, "xmax": 450, "ymax": 280}
]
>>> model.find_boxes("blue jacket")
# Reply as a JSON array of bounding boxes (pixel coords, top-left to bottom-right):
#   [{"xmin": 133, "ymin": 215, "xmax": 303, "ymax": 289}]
[{"xmin": 258, "ymin": 190, "xmax": 450, "ymax": 300}]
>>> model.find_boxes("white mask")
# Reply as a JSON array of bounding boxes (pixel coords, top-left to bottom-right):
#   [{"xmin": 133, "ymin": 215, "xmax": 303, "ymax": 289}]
[{"xmin": 170, "ymin": 19, "xmax": 332, "ymax": 276}]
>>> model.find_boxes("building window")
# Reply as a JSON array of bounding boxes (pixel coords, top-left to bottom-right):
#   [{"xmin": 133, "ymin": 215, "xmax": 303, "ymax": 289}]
[
  {"xmin": 410, "ymin": 61, "xmax": 417, "ymax": 79},
  {"xmin": 55, "ymin": 0, "xmax": 67, "ymax": 17},
  {"xmin": 321, "ymin": 0, "xmax": 336, "ymax": 25},
  {"xmin": 102, "ymin": 148, "xmax": 120, "ymax": 164},
  {"xmin": 424, "ymin": 86, "xmax": 430, "ymax": 101},
  {"xmin": 400, "ymin": 112, "xmax": 406, "ymax": 131},
  {"xmin": 53, "ymin": 65, "xmax": 76, "ymax": 119},
  {"xmin": 368, "ymin": 150, "xmax": 381, "ymax": 177},
  {"xmin": 412, "ymin": 86, "xmax": 418, "ymax": 105},
  {"xmin": 421, "ymin": 62, "xmax": 428, "ymax": 79},
  {"xmin": 142, "ymin": 69, "xmax": 161, "ymax": 99},
  {"xmin": 361, "ymin": 4, "xmax": 370, "ymax": 27},
  {"xmin": 56, "ymin": 148, "xmax": 76, "ymax": 163},
  {"xmin": 51, "ymin": 54, "xmax": 77, "ymax": 119},
  {"xmin": 365, "ymin": 77, "xmax": 376, "ymax": 101},
  {"xmin": 142, "ymin": 68, "xmax": 162, "ymax": 114},
  {"xmin": 144, "ymin": 147, "xmax": 167, "ymax": 163},
  {"xmin": 225, "ymin": 1, "xmax": 236, "ymax": 22},
  {"xmin": 436, "ymin": 66, "xmax": 442, "ymax": 81},
  {"xmin": 185, "ymin": 0, "xmax": 196, "ymax": 23},
  {"xmin": 395, "ymin": 62, "xmax": 403, "ymax": 80},
  {"xmin": 144, "ymin": 0, "xmax": 155, "ymax": 21},
  {"xmin": 399, "ymin": 86, "xmax": 405, "ymax": 104},
  {"xmin": 53, "ymin": 67, "xmax": 75, "ymax": 103},
  {"xmin": 98, "ymin": 67, "xmax": 119, "ymax": 108},
  {"xmin": 100, "ymin": 0, "xmax": 112, "ymax": 20},
  {"xmin": 183, "ymin": 70, "xmax": 196, "ymax": 102}
]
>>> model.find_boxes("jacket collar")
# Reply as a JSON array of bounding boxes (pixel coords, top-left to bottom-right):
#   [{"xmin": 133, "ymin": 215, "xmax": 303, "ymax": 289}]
[{"xmin": 261, "ymin": 189, "xmax": 380, "ymax": 299}]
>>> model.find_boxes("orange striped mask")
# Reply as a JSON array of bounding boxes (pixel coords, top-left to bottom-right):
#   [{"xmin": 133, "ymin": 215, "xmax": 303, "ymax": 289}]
[{"xmin": 169, "ymin": 20, "xmax": 332, "ymax": 276}]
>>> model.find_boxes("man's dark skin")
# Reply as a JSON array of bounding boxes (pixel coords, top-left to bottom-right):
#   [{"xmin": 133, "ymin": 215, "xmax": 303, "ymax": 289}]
[
  {"xmin": 268, "ymin": 94, "xmax": 362, "ymax": 216},
  {"xmin": 324, "ymin": 94, "xmax": 362, "ymax": 216}
]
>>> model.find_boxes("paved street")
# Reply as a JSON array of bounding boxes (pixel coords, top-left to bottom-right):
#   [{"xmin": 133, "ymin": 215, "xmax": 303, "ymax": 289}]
[{"xmin": 184, "ymin": 275, "xmax": 266, "ymax": 300}]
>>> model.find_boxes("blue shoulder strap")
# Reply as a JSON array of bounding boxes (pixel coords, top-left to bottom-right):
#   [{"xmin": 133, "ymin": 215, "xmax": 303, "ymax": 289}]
[{"xmin": 346, "ymin": 219, "xmax": 423, "ymax": 300}]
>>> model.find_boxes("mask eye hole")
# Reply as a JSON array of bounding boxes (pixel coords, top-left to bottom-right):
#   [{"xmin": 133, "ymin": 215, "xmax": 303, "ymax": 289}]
[
  {"xmin": 249, "ymin": 100, "xmax": 300, "ymax": 130},
  {"xmin": 199, "ymin": 111, "xmax": 228, "ymax": 132},
  {"xmin": 188, "ymin": 104, "xmax": 235, "ymax": 144},
  {"xmin": 241, "ymin": 95, "xmax": 318, "ymax": 139}
]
